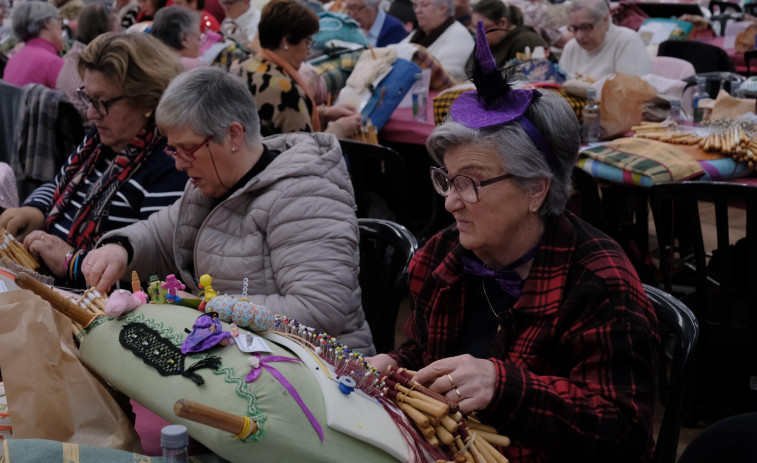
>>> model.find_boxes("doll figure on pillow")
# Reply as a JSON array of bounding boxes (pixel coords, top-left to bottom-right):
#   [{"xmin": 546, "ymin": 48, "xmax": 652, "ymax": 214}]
[{"xmin": 181, "ymin": 312, "xmax": 233, "ymax": 354}]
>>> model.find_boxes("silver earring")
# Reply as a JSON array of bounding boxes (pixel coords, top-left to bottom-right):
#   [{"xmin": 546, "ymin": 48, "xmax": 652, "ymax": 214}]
[
  {"xmin": 232, "ymin": 147, "xmax": 237, "ymax": 152},
  {"xmin": 284, "ymin": 45, "xmax": 289, "ymax": 50}
]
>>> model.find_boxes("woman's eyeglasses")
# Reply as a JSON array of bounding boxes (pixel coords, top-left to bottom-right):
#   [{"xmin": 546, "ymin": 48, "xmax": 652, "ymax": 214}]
[
  {"xmin": 567, "ymin": 21, "xmax": 597, "ymax": 34},
  {"xmin": 430, "ymin": 166, "xmax": 513, "ymax": 203},
  {"xmin": 76, "ymin": 87, "xmax": 126, "ymax": 117},
  {"xmin": 167, "ymin": 137, "xmax": 212, "ymax": 163}
]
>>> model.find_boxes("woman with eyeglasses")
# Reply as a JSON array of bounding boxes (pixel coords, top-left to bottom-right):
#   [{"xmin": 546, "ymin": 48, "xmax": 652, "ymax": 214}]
[
  {"xmin": 367, "ymin": 22, "xmax": 659, "ymax": 462},
  {"xmin": 0, "ymin": 32, "xmax": 188, "ymax": 288},
  {"xmin": 150, "ymin": 5, "xmax": 207, "ymax": 71},
  {"xmin": 398, "ymin": 0, "xmax": 474, "ymax": 80},
  {"xmin": 2, "ymin": 1, "xmax": 64, "ymax": 88},
  {"xmin": 558, "ymin": 0, "xmax": 650, "ymax": 80},
  {"xmin": 466, "ymin": 0, "xmax": 547, "ymax": 69},
  {"xmin": 237, "ymin": 0, "xmax": 361, "ymax": 138},
  {"xmin": 81, "ymin": 66, "xmax": 376, "ymax": 355}
]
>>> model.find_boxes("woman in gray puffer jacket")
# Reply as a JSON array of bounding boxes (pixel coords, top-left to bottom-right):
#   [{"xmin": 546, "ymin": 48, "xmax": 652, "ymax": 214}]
[{"xmin": 82, "ymin": 67, "xmax": 375, "ymax": 355}]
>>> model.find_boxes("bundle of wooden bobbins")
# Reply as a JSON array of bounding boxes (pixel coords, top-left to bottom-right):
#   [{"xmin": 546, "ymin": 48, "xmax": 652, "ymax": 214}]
[
  {"xmin": 349, "ymin": 120, "xmax": 379, "ymax": 145},
  {"xmin": 0, "ymin": 228, "xmax": 39, "ymax": 271},
  {"xmin": 632, "ymin": 120, "xmax": 757, "ymax": 170},
  {"xmin": 381, "ymin": 367, "xmax": 510, "ymax": 463}
]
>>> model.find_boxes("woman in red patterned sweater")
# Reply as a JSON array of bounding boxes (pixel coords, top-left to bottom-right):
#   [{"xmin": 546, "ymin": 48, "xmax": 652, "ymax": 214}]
[{"xmin": 368, "ymin": 21, "xmax": 660, "ymax": 463}]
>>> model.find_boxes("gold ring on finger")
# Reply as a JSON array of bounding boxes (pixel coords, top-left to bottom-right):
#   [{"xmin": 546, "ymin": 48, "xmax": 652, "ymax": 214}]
[
  {"xmin": 455, "ymin": 387, "xmax": 464, "ymax": 401},
  {"xmin": 447, "ymin": 374, "xmax": 456, "ymax": 389}
]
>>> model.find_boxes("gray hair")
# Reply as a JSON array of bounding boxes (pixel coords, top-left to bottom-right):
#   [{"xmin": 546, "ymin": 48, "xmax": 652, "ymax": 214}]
[
  {"xmin": 362, "ymin": 0, "xmax": 382, "ymax": 11},
  {"xmin": 156, "ymin": 67, "xmax": 262, "ymax": 147},
  {"xmin": 12, "ymin": 1, "xmax": 60, "ymax": 42},
  {"xmin": 150, "ymin": 5, "xmax": 200, "ymax": 51},
  {"xmin": 569, "ymin": 0, "xmax": 609, "ymax": 21},
  {"xmin": 427, "ymin": 90, "xmax": 580, "ymax": 217}
]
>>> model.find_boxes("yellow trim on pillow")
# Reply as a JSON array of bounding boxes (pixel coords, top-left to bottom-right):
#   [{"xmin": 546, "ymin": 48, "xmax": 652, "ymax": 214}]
[{"xmin": 62, "ymin": 442, "xmax": 79, "ymax": 463}]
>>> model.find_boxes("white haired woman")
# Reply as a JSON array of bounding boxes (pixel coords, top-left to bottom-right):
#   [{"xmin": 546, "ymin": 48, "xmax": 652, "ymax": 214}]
[
  {"xmin": 345, "ymin": 0, "xmax": 408, "ymax": 47},
  {"xmin": 369, "ymin": 22, "xmax": 659, "ymax": 462},
  {"xmin": 81, "ymin": 66, "xmax": 376, "ymax": 355},
  {"xmin": 399, "ymin": 0, "xmax": 474, "ymax": 80},
  {"xmin": 3, "ymin": 1, "xmax": 64, "ymax": 88},
  {"xmin": 150, "ymin": 5, "xmax": 207, "ymax": 71},
  {"xmin": 558, "ymin": 0, "xmax": 650, "ymax": 80}
]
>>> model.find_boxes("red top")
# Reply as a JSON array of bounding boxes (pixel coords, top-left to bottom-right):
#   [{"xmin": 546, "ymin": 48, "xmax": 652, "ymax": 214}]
[{"xmin": 200, "ymin": 10, "xmax": 220, "ymax": 32}]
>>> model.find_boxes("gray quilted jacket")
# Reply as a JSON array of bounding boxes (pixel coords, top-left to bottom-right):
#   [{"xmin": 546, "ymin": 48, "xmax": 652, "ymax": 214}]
[{"xmin": 101, "ymin": 132, "xmax": 375, "ymax": 354}]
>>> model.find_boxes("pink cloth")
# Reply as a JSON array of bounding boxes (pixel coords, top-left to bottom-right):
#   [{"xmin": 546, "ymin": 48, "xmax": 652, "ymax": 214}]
[
  {"xmin": 381, "ymin": 93, "xmax": 438, "ymax": 145},
  {"xmin": 2, "ymin": 38, "xmax": 64, "ymax": 89}
]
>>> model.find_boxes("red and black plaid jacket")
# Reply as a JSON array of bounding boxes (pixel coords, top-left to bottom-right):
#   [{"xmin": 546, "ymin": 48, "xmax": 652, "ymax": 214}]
[{"xmin": 390, "ymin": 211, "xmax": 660, "ymax": 463}]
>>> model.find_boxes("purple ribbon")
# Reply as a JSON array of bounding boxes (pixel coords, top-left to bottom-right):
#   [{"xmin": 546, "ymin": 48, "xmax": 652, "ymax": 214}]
[
  {"xmin": 461, "ymin": 258, "xmax": 524, "ymax": 298},
  {"xmin": 246, "ymin": 353, "xmax": 325, "ymax": 441},
  {"xmin": 460, "ymin": 245, "xmax": 539, "ymax": 299}
]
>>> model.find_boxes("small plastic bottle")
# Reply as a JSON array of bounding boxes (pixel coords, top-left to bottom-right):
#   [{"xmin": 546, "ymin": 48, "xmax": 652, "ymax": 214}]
[
  {"xmin": 161, "ymin": 425, "xmax": 189, "ymax": 463},
  {"xmin": 669, "ymin": 99, "xmax": 682, "ymax": 125},
  {"xmin": 581, "ymin": 88, "xmax": 600, "ymax": 143},
  {"xmin": 692, "ymin": 76, "xmax": 709, "ymax": 124},
  {"xmin": 411, "ymin": 73, "xmax": 427, "ymax": 123}
]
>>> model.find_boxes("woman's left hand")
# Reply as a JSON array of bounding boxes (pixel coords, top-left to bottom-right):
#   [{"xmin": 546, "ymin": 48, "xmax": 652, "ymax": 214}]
[
  {"xmin": 412, "ymin": 355, "xmax": 497, "ymax": 414},
  {"xmin": 23, "ymin": 231, "xmax": 74, "ymax": 278},
  {"xmin": 321, "ymin": 103, "xmax": 358, "ymax": 122}
]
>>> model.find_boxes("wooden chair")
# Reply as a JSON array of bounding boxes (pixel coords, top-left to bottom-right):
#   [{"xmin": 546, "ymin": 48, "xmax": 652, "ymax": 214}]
[
  {"xmin": 357, "ymin": 218, "xmax": 418, "ymax": 354},
  {"xmin": 645, "ymin": 284, "xmax": 699, "ymax": 463},
  {"xmin": 649, "ymin": 181, "xmax": 757, "ymax": 426}
]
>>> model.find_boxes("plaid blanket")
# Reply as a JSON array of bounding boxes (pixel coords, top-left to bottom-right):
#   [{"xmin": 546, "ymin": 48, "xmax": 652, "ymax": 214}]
[
  {"xmin": 408, "ymin": 45, "xmax": 458, "ymax": 92},
  {"xmin": 311, "ymin": 50, "xmax": 364, "ymax": 100},
  {"xmin": 579, "ymin": 137, "xmax": 705, "ymax": 184}
]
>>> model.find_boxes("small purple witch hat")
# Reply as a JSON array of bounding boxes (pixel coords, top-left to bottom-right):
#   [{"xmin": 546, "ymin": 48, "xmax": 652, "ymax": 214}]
[{"xmin": 449, "ymin": 20, "xmax": 555, "ymax": 168}]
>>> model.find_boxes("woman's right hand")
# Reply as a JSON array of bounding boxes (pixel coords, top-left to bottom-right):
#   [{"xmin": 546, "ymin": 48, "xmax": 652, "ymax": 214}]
[
  {"xmin": 0, "ymin": 207, "xmax": 45, "ymax": 240},
  {"xmin": 82, "ymin": 244, "xmax": 128, "ymax": 293},
  {"xmin": 365, "ymin": 354, "xmax": 398, "ymax": 374},
  {"xmin": 326, "ymin": 114, "xmax": 363, "ymax": 138}
]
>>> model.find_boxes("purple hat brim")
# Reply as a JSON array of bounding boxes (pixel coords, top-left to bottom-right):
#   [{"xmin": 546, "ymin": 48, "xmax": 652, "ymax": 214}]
[{"xmin": 449, "ymin": 89, "xmax": 536, "ymax": 129}]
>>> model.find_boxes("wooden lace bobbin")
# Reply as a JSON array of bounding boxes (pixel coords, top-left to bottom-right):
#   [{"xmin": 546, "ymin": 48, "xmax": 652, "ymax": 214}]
[
  {"xmin": 0, "ymin": 232, "xmax": 38, "ymax": 271},
  {"xmin": 14, "ymin": 272, "xmax": 99, "ymax": 328},
  {"xmin": 174, "ymin": 399, "xmax": 257, "ymax": 439},
  {"xmin": 79, "ymin": 288, "xmax": 107, "ymax": 315}
]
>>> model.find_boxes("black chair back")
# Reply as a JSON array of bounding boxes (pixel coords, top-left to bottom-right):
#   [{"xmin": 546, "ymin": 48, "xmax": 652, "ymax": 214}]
[
  {"xmin": 339, "ymin": 139, "xmax": 410, "ymax": 227},
  {"xmin": 644, "ymin": 284, "xmax": 699, "ymax": 463},
  {"xmin": 658, "ymin": 40, "xmax": 736, "ymax": 73},
  {"xmin": 650, "ymin": 181, "xmax": 757, "ymax": 424},
  {"xmin": 709, "ymin": 1, "xmax": 742, "ymax": 35},
  {"xmin": 677, "ymin": 412, "xmax": 757, "ymax": 463},
  {"xmin": 746, "ymin": 2, "xmax": 757, "ymax": 17},
  {"xmin": 357, "ymin": 218, "xmax": 418, "ymax": 353}
]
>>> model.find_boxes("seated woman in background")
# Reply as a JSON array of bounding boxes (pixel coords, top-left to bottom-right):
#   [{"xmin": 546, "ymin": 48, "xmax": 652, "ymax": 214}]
[
  {"xmin": 82, "ymin": 67, "xmax": 376, "ymax": 355},
  {"xmin": 237, "ymin": 0, "xmax": 362, "ymax": 138},
  {"xmin": 0, "ymin": 33, "xmax": 188, "ymax": 288},
  {"xmin": 150, "ymin": 5, "xmax": 207, "ymax": 71},
  {"xmin": 135, "ymin": 0, "xmax": 168, "ymax": 23},
  {"xmin": 173, "ymin": 0, "xmax": 221, "ymax": 32},
  {"xmin": 369, "ymin": 22, "xmax": 659, "ymax": 462},
  {"xmin": 399, "ymin": 0, "xmax": 474, "ymax": 80},
  {"xmin": 57, "ymin": 2, "xmax": 121, "ymax": 126},
  {"xmin": 558, "ymin": 0, "xmax": 650, "ymax": 80},
  {"xmin": 467, "ymin": 0, "xmax": 547, "ymax": 69},
  {"xmin": 3, "ymin": 1, "xmax": 64, "ymax": 89}
]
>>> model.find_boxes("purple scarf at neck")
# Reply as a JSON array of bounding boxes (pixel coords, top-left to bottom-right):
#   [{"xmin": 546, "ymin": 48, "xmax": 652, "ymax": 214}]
[{"xmin": 461, "ymin": 244, "xmax": 538, "ymax": 298}]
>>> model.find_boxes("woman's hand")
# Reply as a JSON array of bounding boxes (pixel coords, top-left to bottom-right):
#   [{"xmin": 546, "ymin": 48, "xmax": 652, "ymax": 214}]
[
  {"xmin": 413, "ymin": 355, "xmax": 497, "ymax": 414},
  {"xmin": 81, "ymin": 244, "xmax": 128, "ymax": 293},
  {"xmin": 321, "ymin": 103, "xmax": 358, "ymax": 123},
  {"xmin": 0, "ymin": 207, "xmax": 45, "ymax": 240},
  {"xmin": 325, "ymin": 114, "xmax": 363, "ymax": 138},
  {"xmin": 23, "ymin": 231, "xmax": 73, "ymax": 278},
  {"xmin": 365, "ymin": 354, "xmax": 398, "ymax": 374}
]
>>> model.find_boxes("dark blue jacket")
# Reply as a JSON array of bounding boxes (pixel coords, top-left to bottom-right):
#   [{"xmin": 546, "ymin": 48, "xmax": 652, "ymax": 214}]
[{"xmin": 376, "ymin": 12, "xmax": 408, "ymax": 47}]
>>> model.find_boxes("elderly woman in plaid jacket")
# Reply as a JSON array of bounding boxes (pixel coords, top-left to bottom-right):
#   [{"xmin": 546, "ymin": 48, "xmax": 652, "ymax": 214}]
[{"xmin": 368, "ymin": 21, "xmax": 659, "ymax": 463}]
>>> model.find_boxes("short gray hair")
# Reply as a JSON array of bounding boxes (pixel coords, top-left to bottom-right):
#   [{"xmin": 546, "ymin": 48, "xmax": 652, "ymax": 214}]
[
  {"xmin": 427, "ymin": 90, "xmax": 580, "ymax": 217},
  {"xmin": 150, "ymin": 5, "xmax": 200, "ymax": 51},
  {"xmin": 362, "ymin": 0, "xmax": 381, "ymax": 11},
  {"xmin": 156, "ymin": 67, "xmax": 262, "ymax": 147},
  {"xmin": 569, "ymin": 0, "xmax": 609, "ymax": 21},
  {"xmin": 437, "ymin": 0, "xmax": 454, "ymax": 17},
  {"xmin": 12, "ymin": 1, "xmax": 59, "ymax": 42}
]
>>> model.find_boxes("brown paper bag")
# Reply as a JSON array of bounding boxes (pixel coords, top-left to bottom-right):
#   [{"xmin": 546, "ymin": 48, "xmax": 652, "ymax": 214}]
[
  {"xmin": 600, "ymin": 73, "xmax": 658, "ymax": 139},
  {"xmin": 0, "ymin": 289, "xmax": 141, "ymax": 451},
  {"xmin": 710, "ymin": 89, "xmax": 757, "ymax": 120}
]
